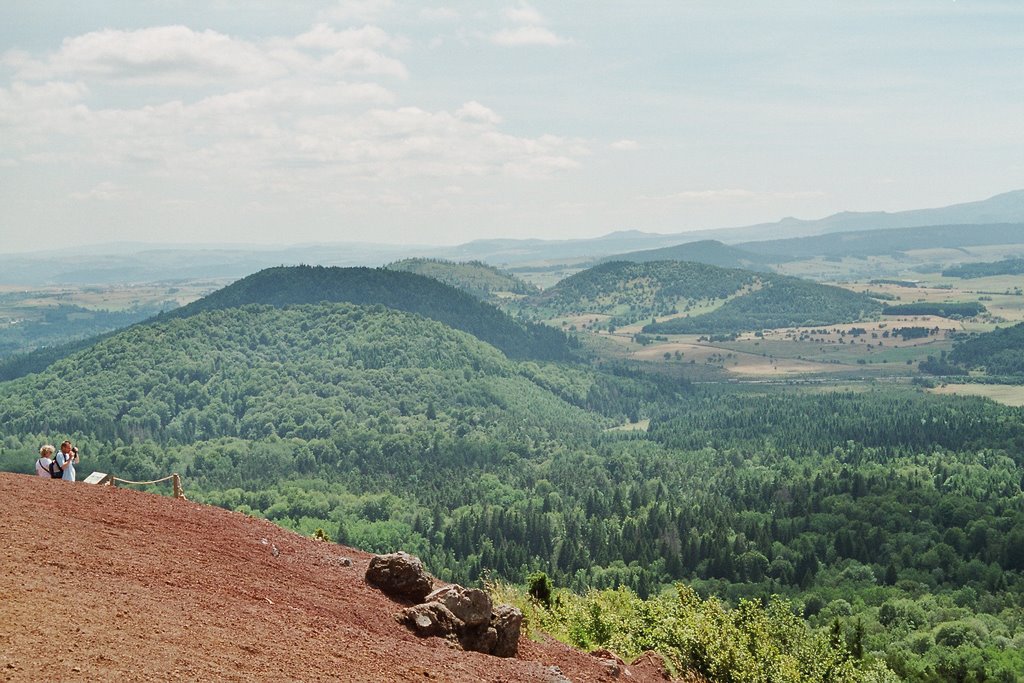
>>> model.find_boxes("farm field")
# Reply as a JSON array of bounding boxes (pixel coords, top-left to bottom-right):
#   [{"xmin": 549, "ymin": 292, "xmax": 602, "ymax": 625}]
[
  {"xmin": 0, "ymin": 280, "xmax": 220, "ymax": 315},
  {"xmin": 0, "ymin": 280, "xmax": 226, "ymax": 359},
  {"xmin": 929, "ymin": 383, "xmax": 1024, "ymax": 407},
  {"xmin": 576, "ymin": 318, "xmax": 959, "ymax": 379}
]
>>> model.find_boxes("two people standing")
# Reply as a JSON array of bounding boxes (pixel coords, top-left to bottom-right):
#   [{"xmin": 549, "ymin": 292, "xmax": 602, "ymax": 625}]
[{"xmin": 35, "ymin": 440, "xmax": 79, "ymax": 481}]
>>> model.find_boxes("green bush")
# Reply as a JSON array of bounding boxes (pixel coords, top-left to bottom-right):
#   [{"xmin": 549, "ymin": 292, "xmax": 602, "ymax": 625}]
[{"xmin": 527, "ymin": 571, "xmax": 554, "ymax": 607}]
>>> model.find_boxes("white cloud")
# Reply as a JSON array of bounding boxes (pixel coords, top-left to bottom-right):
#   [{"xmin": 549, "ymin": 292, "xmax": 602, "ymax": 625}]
[
  {"xmin": 1, "ymin": 19, "xmax": 589, "ymax": 241},
  {"xmin": 291, "ymin": 24, "xmax": 403, "ymax": 52},
  {"xmin": 504, "ymin": 3, "xmax": 545, "ymax": 25},
  {"xmin": 4, "ymin": 25, "xmax": 414, "ymax": 88},
  {"xmin": 610, "ymin": 139, "xmax": 640, "ymax": 151},
  {"xmin": 315, "ymin": 46, "xmax": 409, "ymax": 79},
  {"xmin": 456, "ymin": 101, "xmax": 502, "ymax": 124},
  {"xmin": 0, "ymin": 81, "xmax": 90, "ymax": 151},
  {"xmin": 491, "ymin": 3, "xmax": 571, "ymax": 47},
  {"xmin": 491, "ymin": 26, "xmax": 569, "ymax": 47},
  {"xmin": 6, "ymin": 27, "xmax": 285, "ymax": 85}
]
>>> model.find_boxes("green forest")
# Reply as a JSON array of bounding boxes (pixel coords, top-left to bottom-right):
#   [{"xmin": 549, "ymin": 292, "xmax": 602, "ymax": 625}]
[
  {"xmin": 386, "ymin": 258, "xmax": 538, "ymax": 300},
  {"xmin": 532, "ymin": 260, "xmax": 757, "ymax": 325},
  {"xmin": 950, "ymin": 322, "xmax": 1024, "ymax": 376},
  {"xmin": 882, "ymin": 303, "xmax": 987, "ymax": 318},
  {"xmin": 646, "ymin": 277, "xmax": 881, "ymax": 334},
  {"xmin": 1, "ymin": 265, "xmax": 1022, "ymax": 682},
  {"xmin": 943, "ymin": 259, "xmax": 1024, "ymax": 279}
]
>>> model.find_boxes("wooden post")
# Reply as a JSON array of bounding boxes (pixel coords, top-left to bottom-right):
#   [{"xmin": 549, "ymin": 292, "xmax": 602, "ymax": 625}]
[{"xmin": 172, "ymin": 473, "xmax": 187, "ymax": 500}]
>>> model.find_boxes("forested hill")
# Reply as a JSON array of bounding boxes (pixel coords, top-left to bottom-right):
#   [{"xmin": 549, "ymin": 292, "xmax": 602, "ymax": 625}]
[
  {"xmin": 537, "ymin": 260, "xmax": 879, "ymax": 332},
  {"xmin": 950, "ymin": 322, "xmax": 1024, "ymax": 376},
  {"xmin": 943, "ymin": 257, "xmax": 1024, "ymax": 279},
  {"xmin": 385, "ymin": 258, "xmax": 538, "ymax": 300},
  {"xmin": 600, "ymin": 239, "xmax": 776, "ymax": 270},
  {"xmin": 646, "ymin": 275, "xmax": 881, "ymax": 334},
  {"xmin": 161, "ymin": 265, "xmax": 570, "ymax": 361},
  {"xmin": 0, "ymin": 303, "xmax": 607, "ymax": 445},
  {"xmin": 537, "ymin": 260, "xmax": 757, "ymax": 325}
]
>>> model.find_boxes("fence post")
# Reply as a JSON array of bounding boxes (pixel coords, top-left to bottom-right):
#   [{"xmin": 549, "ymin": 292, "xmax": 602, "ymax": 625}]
[{"xmin": 172, "ymin": 473, "xmax": 187, "ymax": 500}]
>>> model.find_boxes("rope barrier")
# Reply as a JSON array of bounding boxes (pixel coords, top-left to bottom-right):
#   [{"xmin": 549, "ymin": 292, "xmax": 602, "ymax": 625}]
[
  {"xmin": 110, "ymin": 473, "xmax": 187, "ymax": 500},
  {"xmin": 111, "ymin": 474, "xmax": 176, "ymax": 486}
]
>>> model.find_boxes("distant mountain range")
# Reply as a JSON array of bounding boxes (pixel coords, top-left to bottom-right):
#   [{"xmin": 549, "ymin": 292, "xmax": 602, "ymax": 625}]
[
  {"xmin": 737, "ymin": 223, "xmax": 1024, "ymax": 260},
  {"xmin": 2, "ymin": 189, "xmax": 1022, "ymax": 284},
  {"xmin": 697, "ymin": 189, "xmax": 1024, "ymax": 243}
]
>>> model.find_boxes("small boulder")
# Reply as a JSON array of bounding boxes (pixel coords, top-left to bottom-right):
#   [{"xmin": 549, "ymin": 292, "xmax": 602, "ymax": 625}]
[
  {"xmin": 425, "ymin": 585, "xmax": 493, "ymax": 628},
  {"xmin": 460, "ymin": 626, "xmax": 498, "ymax": 655},
  {"xmin": 591, "ymin": 649, "xmax": 628, "ymax": 677},
  {"xmin": 365, "ymin": 552, "xmax": 433, "ymax": 602},
  {"xmin": 490, "ymin": 604, "xmax": 523, "ymax": 658},
  {"xmin": 400, "ymin": 602, "xmax": 461, "ymax": 639}
]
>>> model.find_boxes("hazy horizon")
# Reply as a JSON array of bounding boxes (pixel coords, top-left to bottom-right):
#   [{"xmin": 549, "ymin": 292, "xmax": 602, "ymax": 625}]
[{"xmin": 3, "ymin": 1, "xmax": 1023, "ymax": 253}]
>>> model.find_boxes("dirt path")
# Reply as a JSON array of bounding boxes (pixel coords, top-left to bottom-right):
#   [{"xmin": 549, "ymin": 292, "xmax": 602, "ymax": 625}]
[{"xmin": 0, "ymin": 473, "xmax": 676, "ymax": 682}]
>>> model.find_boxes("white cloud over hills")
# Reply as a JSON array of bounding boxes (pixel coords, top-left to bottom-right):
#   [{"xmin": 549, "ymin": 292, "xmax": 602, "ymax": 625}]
[
  {"xmin": 0, "ymin": 12, "xmax": 590, "ymax": 246},
  {"xmin": 1, "ymin": 1, "xmax": 1021, "ymax": 251}
]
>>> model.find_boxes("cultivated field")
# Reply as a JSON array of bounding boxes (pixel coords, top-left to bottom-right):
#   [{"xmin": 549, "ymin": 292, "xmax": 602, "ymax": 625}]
[{"xmin": 929, "ymin": 383, "xmax": 1024, "ymax": 407}]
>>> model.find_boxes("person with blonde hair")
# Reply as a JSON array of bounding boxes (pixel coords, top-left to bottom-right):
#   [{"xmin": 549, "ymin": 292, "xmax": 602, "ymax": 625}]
[{"xmin": 35, "ymin": 445, "xmax": 55, "ymax": 478}]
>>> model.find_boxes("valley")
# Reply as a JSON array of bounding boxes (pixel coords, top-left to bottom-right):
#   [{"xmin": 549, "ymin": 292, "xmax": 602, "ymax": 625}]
[{"xmin": 2, "ymin": 210, "xmax": 1024, "ymax": 682}]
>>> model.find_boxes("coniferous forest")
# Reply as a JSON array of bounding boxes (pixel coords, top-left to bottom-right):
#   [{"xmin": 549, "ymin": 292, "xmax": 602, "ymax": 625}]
[{"xmin": 1, "ymin": 265, "xmax": 1022, "ymax": 682}]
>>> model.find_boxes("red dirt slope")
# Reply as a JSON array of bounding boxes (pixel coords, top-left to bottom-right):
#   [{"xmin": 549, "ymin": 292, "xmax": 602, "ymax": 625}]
[{"xmin": 0, "ymin": 473, "xmax": 675, "ymax": 682}]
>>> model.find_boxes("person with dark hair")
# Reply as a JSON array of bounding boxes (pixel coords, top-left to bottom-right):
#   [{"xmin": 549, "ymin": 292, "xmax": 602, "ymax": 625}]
[{"xmin": 54, "ymin": 440, "xmax": 79, "ymax": 482}]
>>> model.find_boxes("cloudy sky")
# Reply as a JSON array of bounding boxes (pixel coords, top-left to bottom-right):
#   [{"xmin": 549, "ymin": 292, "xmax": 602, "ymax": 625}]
[{"xmin": 2, "ymin": 1, "xmax": 1022, "ymax": 252}]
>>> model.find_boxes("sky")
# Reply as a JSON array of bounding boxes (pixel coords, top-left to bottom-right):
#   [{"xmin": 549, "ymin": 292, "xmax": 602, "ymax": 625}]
[{"xmin": 1, "ymin": 1, "xmax": 1022, "ymax": 253}]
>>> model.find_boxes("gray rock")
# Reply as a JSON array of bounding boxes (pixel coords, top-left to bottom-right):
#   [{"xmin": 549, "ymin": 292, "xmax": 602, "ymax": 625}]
[
  {"xmin": 546, "ymin": 666, "xmax": 572, "ymax": 683},
  {"xmin": 365, "ymin": 552, "xmax": 433, "ymax": 602},
  {"xmin": 400, "ymin": 601, "xmax": 462, "ymax": 639},
  {"xmin": 425, "ymin": 585, "xmax": 493, "ymax": 628},
  {"xmin": 490, "ymin": 604, "xmax": 524, "ymax": 658},
  {"xmin": 460, "ymin": 626, "xmax": 498, "ymax": 655},
  {"xmin": 395, "ymin": 582, "xmax": 522, "ymax": 659}
]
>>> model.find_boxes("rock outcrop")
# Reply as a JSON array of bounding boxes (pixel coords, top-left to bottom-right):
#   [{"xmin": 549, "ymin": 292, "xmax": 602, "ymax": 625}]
[
  {"xmin": 364, "ymin": 551, "xmax": 434, "ymax": 602},
  {"xmin": 367, "ymin": 552, "xmax": 523, "ymax": 658}
]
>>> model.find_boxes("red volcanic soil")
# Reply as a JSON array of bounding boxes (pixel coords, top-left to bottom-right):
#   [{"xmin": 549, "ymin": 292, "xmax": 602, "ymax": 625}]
[{"xmin": 0, "ymin": 473, "xmax": 678, "ymax": 682}]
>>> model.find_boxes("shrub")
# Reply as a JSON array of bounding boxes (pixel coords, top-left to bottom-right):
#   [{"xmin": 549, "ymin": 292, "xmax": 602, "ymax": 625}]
[{"xmin": 527, "ymin": 571, "xmax": 554, "ymax": 607}]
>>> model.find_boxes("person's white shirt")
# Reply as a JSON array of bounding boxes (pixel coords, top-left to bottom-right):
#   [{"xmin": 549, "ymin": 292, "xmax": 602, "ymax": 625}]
[
  {"xmin": 55, "ymin": 450, "xmax": 76, "ymax": 482},
  {"xmin": 35, "ymin": 457, "xmax": 52, "ymax": 478}
]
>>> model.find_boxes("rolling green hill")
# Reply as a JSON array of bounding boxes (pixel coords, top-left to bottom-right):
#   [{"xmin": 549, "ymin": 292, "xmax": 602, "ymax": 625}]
[
  {"xmin": 950, "ymin": 322, "xmax": 1024, "ymax": 376},
  {"xmin": 600, "ymin": 239, "xmax": 777, "ymax": 270},
  {"xmin": 645, "ymin": 275, "xmax": 880, "ymax": 334},
  {"xmin": 0, "ymin": 265, "xmax": 573, "ymax": 381},
  {"xmin": 537, "ymin": 260, "xmax": 879, "ymax": 332},
  {"xmin": 0, "ymin": 303, "xmax": 605, "ymax": 446},
  {"xmin": 943, "ymin": 257, "xmax": 1024, "ymax": 279},
  {"xmin": 385, "ymin": 258, "xmax": 538, "ymax": 299},
  {"xmin": 537, "ymin": 260, "xmax": 757, "ymax": 326},
  {"xmin": 161, "ymin": 265, "xmax": 570, "ymax": 362}
]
